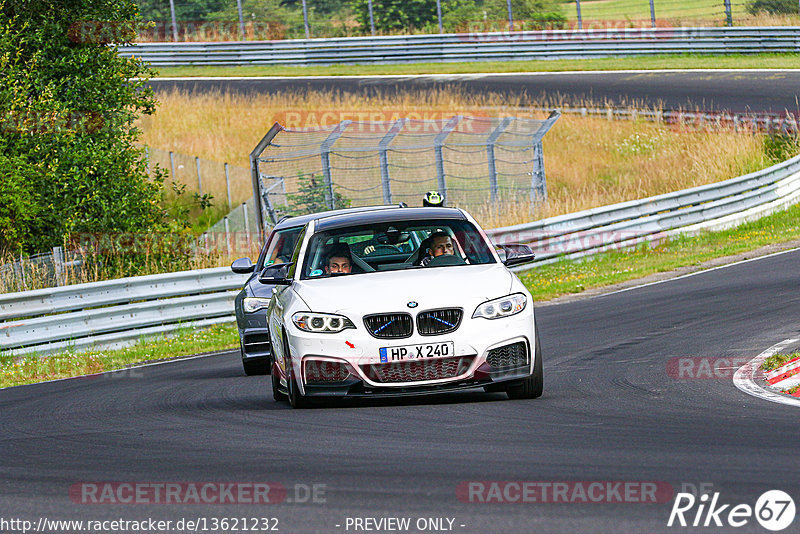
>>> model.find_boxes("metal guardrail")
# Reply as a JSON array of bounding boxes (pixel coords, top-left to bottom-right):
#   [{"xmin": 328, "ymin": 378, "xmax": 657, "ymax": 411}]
[
  {"xmin": 3, "ymin": 153, "xmax": 800, "ymax": 356},
  {"xmin": 489, "ymin": 153, "xmax": 800, "ymax": 268},
  {"xmin": 119, "ymin": 27, "xmax": 800, "ymax": 66},
  {"xmin": 0, "ymin": 268, "xmax": 249, "ymax": 356}
]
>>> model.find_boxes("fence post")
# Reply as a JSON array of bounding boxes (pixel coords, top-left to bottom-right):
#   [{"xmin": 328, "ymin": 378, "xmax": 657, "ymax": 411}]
[
  {"xmin": 367, "ymin": 0, "xmax": 376, "ymax": 35},
  {"xmin": 195, "ymin": 156, "xmax": 203, "ymax": 196},
  {"xmin": 52, "ymin": 246, "xmax": 64, "ymax": 287},
  {"xmin": 649, "ymin": 0, "xmax": 656, "ymax": 28},
  {"xmin": 436, "ymin": 0, "xmax": 443, "ymax": 33},
  {"xmin": 379, "ymin": 118, "xmax": 407, "ymax": 205},
  {"xmin": 224, "ymin": 162, "xmax": 232, "ymax": 210},
  {"xmin": 168, "ymin": 0, "xmax": 178, "ymax": 42},
  {"xmin": 224, "ymin": 216, "xmax": 231, "ymax": 256},
  {"xmin": 169, "ymin": 151, "xmax": 176, "ymax": 181},
  {"xmin": 576, "ymin": 0, "xmax": 583, "ymax": 30},
  {"xmin": 302, "ymin": 0, "xmax": 310, "ymax": 38},
  {"xmin": 236, "ymin": 0, "xmax": 245, "ymax": 39},
  {"xmin": 486, "ymin": 117, "xmax": 513, "ymax": 204},
  {"xmin": 242, "ymin": 201, "xmax": 251, "ymax": 249},
  {"xmin": 320, "ymin": 121, "xmax": 351, "ymax": 210},
  {"xmin": 724, "ymin": 0, "xmax": 733, "ymax": 26},
  {"xmin": 506, "ymin": 0, "xmax": 514, "ymax": 31},
  {"xmin": 144, "ymin": 146, "xmax": 150, "ymax": 173},
  {"xmin": 250, "ymin": 123, "xmax": 284, "ymax": 241},
  {"xmin": 434, "ymin": 116, "xmax": 461, "ymax": 204},
  {"xmin": 528, "ymin": 111, "xmax": 561, "ymax": 207}
]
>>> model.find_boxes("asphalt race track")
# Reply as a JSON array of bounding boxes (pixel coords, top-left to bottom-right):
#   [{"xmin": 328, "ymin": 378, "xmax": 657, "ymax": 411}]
[
  {"xmin": 2, "ymin": 248, "xmax": 799, "ymax": 533},
  {"xmin": 149, "ymin": 70, "xmax": 800, "ymax": 115}
]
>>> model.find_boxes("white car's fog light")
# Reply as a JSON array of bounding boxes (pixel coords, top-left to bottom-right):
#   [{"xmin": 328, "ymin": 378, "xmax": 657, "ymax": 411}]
[
  {"xmin": 292, "ymin": 312, "xmax": 355, "ymax": 333},
  {"xmin": 472, "ymin": 293, "xmax": 527, "ymax": 319}
]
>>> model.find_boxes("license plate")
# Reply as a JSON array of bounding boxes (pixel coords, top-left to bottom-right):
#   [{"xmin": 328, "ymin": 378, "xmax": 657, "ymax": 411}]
[{"xmin": 379, "ymin": 342, "xmax": 454, "ymax": 362}]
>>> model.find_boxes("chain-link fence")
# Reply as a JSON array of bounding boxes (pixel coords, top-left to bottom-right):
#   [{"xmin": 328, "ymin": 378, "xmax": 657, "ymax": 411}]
[{"xmin": 250, "ymin": 113, "xmax": 560, "ymax": 235}]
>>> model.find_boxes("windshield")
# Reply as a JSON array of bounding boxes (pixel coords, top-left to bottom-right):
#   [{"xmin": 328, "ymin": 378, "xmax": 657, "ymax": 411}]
[
  {"xmin": 257, "ymin": 226, "xmax": 304, "ymax": 271},
  {"xmin": 300, "ymin": 219, "xmax": 496, "ymax": 279}
]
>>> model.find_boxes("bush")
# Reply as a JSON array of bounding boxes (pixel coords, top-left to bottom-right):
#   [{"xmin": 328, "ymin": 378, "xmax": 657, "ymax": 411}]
[
  {"xmin": 0, "ymin": 0, "xmax": 164, "ymax": 254},
  {"xmin": 747, "ymin": 0, "xmax": 799, "ymax": 15}
]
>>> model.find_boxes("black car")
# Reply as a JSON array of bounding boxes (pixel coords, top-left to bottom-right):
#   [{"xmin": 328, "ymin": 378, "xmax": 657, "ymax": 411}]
[{"xmin": 231, "ymin": 205, "xmax": 402, "ymax": 375}]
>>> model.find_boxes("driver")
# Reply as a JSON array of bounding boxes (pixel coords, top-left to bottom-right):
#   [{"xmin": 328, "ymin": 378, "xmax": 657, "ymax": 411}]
[
  {"xmin": 324, "ymin": 243, "xmax": 352, "ymax": 274},
  {"xmin": 420, "ymin": 231, "xmax": 455, "ymax": 266}
]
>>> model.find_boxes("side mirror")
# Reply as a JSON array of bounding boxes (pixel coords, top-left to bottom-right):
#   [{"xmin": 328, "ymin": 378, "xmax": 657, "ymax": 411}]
[
  {"xmin": 231, "ymin": 257, "xmax": 254, "ymax": 274},
  {"xmin": 258, "ymin": 263, "xmax": 293, "ymax": 285},
  {"xmin": 497, "ymin": 244, "xmax": 536, "ymax": 267}
]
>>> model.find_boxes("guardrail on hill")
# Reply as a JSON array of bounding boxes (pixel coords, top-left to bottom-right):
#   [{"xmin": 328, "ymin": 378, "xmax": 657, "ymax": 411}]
[
  {"xmin": 3, "ymin": 152, "xmax": 800, "ymax": 356},
  {"xmin": 119, "ymin": 27, "xmax": 800, "ymax": 66}
]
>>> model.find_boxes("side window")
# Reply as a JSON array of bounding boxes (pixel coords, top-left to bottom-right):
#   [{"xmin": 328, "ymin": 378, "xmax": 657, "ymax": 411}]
[
  {"xmin": 261, "ymin": 227, "xmax": 302, "ymax": 270},
  {"xmin": 286, "ymin": 226, "xmax": 307, "ymax": 278}
]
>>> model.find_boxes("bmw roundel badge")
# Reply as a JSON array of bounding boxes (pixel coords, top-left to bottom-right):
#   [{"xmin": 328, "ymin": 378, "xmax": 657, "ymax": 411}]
[{"xmin": 407, "ymin": 301, "xmax": 418, "ymax": 308}]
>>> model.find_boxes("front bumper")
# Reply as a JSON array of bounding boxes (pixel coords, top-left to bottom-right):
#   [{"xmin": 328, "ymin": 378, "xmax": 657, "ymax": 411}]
[{"xmin": 282, "ymin": 310, "xmax": 536, "ymax": 396}]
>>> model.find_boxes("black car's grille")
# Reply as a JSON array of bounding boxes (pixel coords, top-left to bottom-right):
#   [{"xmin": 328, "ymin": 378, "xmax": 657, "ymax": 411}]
[
  {"xmin": 486, "ymin": 342, "xmax": 529, "ymax": 369},
  {"xmin": 243, "ymin": 333, "xmax": 271, "ymax": 355},
  {"xmin": 417, "ymin": 308, "xmax": 463, "ymax": 336},
  {"xmin": 361, "ymin": 355, "xmax": 474, "ymax": 383},
  {"xmin": 364, "ymin": 313, "xmax": 413, "ymax": 339}
]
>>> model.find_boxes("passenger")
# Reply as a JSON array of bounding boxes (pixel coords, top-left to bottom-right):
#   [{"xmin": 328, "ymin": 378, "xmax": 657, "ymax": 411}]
[
  {"xmin": 420, "ymin": 231, "xmax": 455, "ymax": 266},
  {"xmin": 324, "ymin": 243, "xmax": 352, "ymax": 274}
]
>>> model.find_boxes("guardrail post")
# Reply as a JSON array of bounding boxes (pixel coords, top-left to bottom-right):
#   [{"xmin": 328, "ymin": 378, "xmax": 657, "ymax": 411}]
[
  {"xmin": 320, "ymin": 121, "xmax": 351, "ymax": 210},
  {"xmin": 724, "ymin": 0, "xmax": 733, "ymax": 26},
  {"xmin": 487, "ymin": 117, "xmax": 513, "ymax": 204},
  {"xmin": 378, "ymin": 118, "xmax": 407, "ymax": 204},
  {"xmin": 434, "ymin": 116, "xmax": 462, "ymax": 204},
  {"xmin": 224, "ymin": 162, "xmax": 232, "ymax": 210}
]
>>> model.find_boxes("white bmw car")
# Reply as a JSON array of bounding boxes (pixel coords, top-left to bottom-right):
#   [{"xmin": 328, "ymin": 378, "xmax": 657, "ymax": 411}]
[{"xmin": 261, "ymin": 205, "xmax": 542, "ymax": 408}]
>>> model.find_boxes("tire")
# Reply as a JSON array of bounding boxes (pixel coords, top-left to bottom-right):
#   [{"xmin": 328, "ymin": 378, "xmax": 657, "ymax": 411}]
[
  {"xmin": 271, "ymin": 361, "xmax": 287, "ymax": 402},
  {"xmin": 506, "ymin": 328, "xmax": 544, "ymax": 400},
  {"xmin": 284, "ymin": 337, "xmax": 311, "ymax": 409}
]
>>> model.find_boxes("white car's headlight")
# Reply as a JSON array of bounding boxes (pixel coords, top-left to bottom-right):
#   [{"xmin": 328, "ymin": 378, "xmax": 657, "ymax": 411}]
[
  {"xmin": 243, "ymin": 297, "xmax": 272, "ymax": 313},
  {"xmin": 292, "ymin": 312, "xmax": 355, "ymax": 333},
  {"xmin": 472, "ymin": 293, "xmax": 527, "ymax": 319}
]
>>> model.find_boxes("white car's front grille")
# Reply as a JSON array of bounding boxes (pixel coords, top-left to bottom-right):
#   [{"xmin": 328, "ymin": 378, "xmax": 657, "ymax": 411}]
[
  {"xmin": 416, "ymin": 308, "xmax": 463, "ymax": 336},
  {"xmin": 361, "ymin": 355, "xmax": 474, "ymax": 383},
  {"xmin": 363, "ymin": 313, "xmax": 413, "ymax": 339}
]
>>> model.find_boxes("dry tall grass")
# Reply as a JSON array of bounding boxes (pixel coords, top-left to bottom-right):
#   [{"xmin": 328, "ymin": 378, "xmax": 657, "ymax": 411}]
[{"xmin": 139, "ymin": 88, "xmax": 769, "ymax": 229}]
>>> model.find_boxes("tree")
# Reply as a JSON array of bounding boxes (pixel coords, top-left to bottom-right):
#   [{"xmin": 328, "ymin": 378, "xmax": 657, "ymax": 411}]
[{"xmin": 0, "ymin": 0, "xmax": 164, "ymax": 253}]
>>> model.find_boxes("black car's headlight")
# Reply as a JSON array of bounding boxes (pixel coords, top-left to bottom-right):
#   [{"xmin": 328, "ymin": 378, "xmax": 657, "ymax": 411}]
[
  {"xmin": 472, "ymin": 293, "xmax": 527, "ymax": 319},
  {"xmin": 243, "ymin": 297, "xmax": 272, "ymax": 313},
  {"xmin": 292, "ymin": 312, "xmax": 356, "ymax": 333}
]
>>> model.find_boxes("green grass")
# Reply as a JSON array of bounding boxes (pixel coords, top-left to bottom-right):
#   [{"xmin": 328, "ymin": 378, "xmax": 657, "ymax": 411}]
[
  {"xmin": 0, "ymin": 323, "xmax": 239, "ymax": 389},
  {"xmin": 761, "ymin": 352, "xmax": 800, "ymax": 372},
  {"xmin": 154, "ymin": 53, "xmax": 800, "ymax": 78},
  {"xmin": 519, "ymin": 202, "xmax": 800, "ymax": 301}
]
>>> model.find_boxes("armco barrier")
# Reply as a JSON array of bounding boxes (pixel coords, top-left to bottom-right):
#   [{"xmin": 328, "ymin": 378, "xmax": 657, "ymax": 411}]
[
  {"xmin": 119, "ymin": 27, "xmax": 800, "ymax": 66},
  {"xmin": 3, "ymin": 153, "xmax": 800, "ymax": 356}
]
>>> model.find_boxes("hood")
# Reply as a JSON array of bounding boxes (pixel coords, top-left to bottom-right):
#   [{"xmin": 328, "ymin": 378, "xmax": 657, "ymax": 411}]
[{"xmin": 293, "ymin": 264, "xmax": 514, "ymax": 315}]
